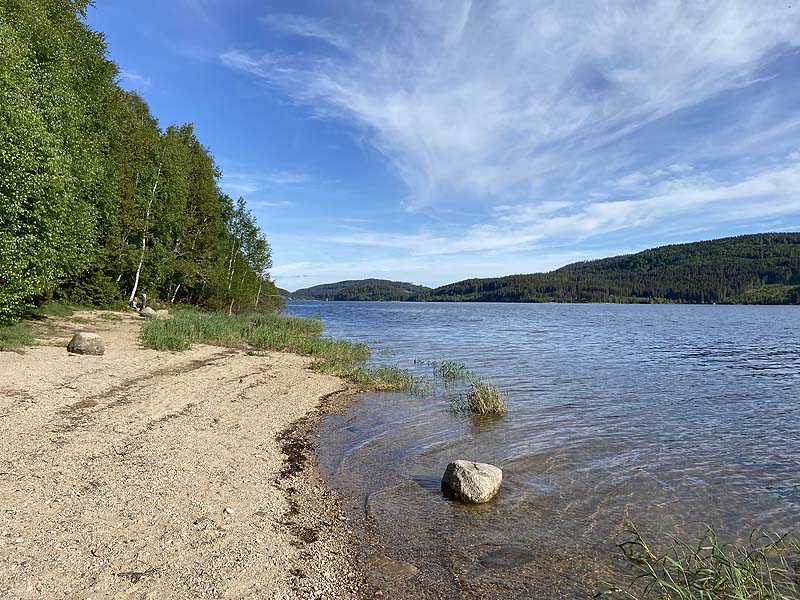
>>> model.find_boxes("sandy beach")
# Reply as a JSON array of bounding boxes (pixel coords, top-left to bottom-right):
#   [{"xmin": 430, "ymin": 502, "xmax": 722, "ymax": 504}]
[{"xmin": 0, "ymin": 311, "xmax": 364, "ymax": 599}]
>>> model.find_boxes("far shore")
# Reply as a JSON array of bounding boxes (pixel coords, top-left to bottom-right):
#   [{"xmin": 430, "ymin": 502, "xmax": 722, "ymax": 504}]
[{"xmin": 0, "ymin": 310, "xmax": 365, "ymax": 599}]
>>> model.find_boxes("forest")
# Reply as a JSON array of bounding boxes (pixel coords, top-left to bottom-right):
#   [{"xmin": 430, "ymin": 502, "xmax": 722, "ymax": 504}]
[
  {"xmin": 287, "ymin": 279, "xmax": 430, "ymax": 301},
  {"xmin": 414, "ymin": 234, "xmax": 800, "ymax": 304},
  {"xmin": 0, "ymin": 0, "xmax": 281, "ymax": 325}
]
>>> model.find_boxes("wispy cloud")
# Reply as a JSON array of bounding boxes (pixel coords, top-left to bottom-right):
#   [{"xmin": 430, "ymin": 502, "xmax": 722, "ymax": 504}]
[
  {"xmin": 218, "ymin": 3, "xmax": 800, "ymax": 288},
  {"xmin": 221, "ymin": 2, "xmax": 800, "ymax": 204},
  {"xmin": 320, "ymin": 159, "xmax": 800, "ymax": 256},
  {"xmin": 119, "ymin": 69, "xmax": 151, "ymax": 90},
  {"xmin": 248, "ymin": 200, "xmax": 296, "ymax": 208},
  {"xmin": 219, "ymin": 169, "xmax": 313, "ymax": 198},
  {"xmin": 261, "ymin": 14, "xmax": 351, "ymax": 51}
]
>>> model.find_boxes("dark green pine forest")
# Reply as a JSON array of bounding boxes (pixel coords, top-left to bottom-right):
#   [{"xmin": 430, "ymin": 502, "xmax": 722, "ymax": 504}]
[
  {"xmin": 0, "ymin": 0, "xmax": 282, "ymax": 325},
  {"xmin": 415, "ymin": 233, "xmax": 800, "ymax": 304},
  {"xmin": 288, "ymin": 279, "xmax": 431, "ymax": 301}
]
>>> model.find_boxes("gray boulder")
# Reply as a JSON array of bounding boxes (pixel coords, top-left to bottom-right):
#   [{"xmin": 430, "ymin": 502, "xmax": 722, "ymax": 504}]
[
  {"xmin": 155, "ymin": 309, "xmax": 170, "ymax": 319},
  {"xmin": 441, "ymin": 460, "xmax": 502, "ymax": 503},
  {"xmin": 67, "ymin": 332, "xmax": 105, "ymax": 356},
  {"xmin": 140, "ymin": 307, "xmax": 158, "ymax": 319}
]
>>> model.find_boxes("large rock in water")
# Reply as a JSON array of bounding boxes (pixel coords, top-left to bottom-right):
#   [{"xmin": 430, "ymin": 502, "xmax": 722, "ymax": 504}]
[
  {"xmin": 67, "ymin": 332, "xmax": 105, "ymax": 356},
  {"xmin": 441, "ymin": 460, "xmax": 502, "ymax": 504},
  {"xmin": 139, "ymin": 307, "xmax": 157, "ymax": 319}
]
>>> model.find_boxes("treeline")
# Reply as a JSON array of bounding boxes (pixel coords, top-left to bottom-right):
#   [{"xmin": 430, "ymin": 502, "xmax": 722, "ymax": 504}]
[
  {"xmin": 289, "ymin": 279, "xmax": 430, "ymax": 301},
  {"xmin": 414, "ymin": 234, "xmax": 800, "ymax": 304},
  {"xmin": 0, "ymin": 0, "xmax": 281, "ymax": 324}
]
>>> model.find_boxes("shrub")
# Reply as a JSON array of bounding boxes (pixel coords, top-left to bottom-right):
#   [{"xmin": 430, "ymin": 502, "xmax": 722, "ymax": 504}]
[{"xmin": 449, "ymin": 375, "xmax": 508, "ymax": 415}]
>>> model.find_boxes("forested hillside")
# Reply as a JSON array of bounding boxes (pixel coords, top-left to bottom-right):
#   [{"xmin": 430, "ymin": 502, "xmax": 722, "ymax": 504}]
[
  {"xmin": 414, "ymin": 234, "xmax": 800, "ymax": 304},
  {"xmin": 290, "ymin": 279, "xmax": 430, "ymax": 301},
  {"xmin": 0, "ymin": 0, "xmax": 281, "ymax": 324}
]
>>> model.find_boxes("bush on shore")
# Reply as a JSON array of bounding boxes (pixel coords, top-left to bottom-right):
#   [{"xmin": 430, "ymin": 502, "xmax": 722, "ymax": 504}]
[
  {"xmin": 140, "ymin": 310, "xmax": 416, "ymax": 391},
  {"xmin": 0, "ymin": 323, "xmax": 35, "ymax": 351}
]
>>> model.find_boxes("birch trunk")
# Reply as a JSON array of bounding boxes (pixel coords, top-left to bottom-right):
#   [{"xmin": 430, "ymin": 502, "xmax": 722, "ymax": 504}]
[
  {"xmin": 226, "ymin": 241, "xmax": 238, "ymax": 292},
  {"xmin": 128, "ymin": 162, "xmax": 162, "ymax": 304}
]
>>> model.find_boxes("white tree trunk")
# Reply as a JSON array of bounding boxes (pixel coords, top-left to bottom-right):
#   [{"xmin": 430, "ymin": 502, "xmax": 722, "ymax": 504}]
[
  {"xmin": 128, "ymin": 242, "xmax": 145, "ymax": 304},
  {"xmin": 171, "ymin": 283, "xmax": 181, "ymax": 303},
  {"xmin": 128, "ymin": 163, "xmax": 162, "ymax": 304},
  {"xmin": 226, "ymin": 242, "xmax": 238, "ymax": 292},
  {"xmin": 255, "ymin": 280, "xmax": 262, "ymax": 307}
]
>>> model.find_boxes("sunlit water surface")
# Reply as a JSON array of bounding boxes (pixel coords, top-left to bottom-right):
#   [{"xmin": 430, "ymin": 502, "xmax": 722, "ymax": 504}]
[{"xmin": 285, "ymin": 301, "xmax": 800, "ymax": 598}]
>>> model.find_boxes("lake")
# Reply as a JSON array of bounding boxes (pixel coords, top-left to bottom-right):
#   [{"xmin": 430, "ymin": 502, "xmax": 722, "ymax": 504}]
[{"xmin": 285, "ymin": 301, "xmax": 800, "ymax": 598}]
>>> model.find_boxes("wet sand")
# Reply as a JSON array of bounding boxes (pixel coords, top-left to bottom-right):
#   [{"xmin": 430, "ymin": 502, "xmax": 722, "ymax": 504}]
[{"xmin": 0, "ymin": 311, "xmax": 365, "ymax": 599}]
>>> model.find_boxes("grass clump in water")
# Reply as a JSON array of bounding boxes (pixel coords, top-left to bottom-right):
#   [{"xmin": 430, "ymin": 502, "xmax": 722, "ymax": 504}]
[
  {"xmin": 140, "ymin": 310, "xmax": 413, "ymax": 392},
  {"xmin": 432, "ymin": 360, "xmax": 471, "ymax": 381},
  {"xmin": 449, "ymin": 374, "xmax": 507, "ymax": 416},
  {"xmin": 0, "ymin": 323, "xmax": 35, "ymax": 351},
  {"xmin": 598, "ymin": 524, "xmax": 800, "ymax": 600}
]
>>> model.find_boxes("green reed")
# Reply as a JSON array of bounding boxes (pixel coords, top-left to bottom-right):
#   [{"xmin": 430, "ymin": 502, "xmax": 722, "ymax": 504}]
[
  {"xmin": 140, "ymin": 309, "xmax": 413, "ymax": 392},
  {"xmin": 598, "ymin": 523, "xmax": 800, "ymax": 600}
]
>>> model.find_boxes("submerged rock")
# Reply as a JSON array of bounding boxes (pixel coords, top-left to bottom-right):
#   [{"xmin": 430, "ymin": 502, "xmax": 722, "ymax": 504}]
[
  {"xmin": 139, "ymin": 307, "xmax": 157, "ymax": 319},
  {"xmin": 67, "ymin": 332, "xmax": 105, "ymax": 356},
  {"xmin": 441, "ymin": 460, "xmax": 502, "ymax": 504}
]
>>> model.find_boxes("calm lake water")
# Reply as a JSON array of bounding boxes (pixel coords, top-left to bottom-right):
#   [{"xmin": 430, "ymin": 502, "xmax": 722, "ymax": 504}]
[{"xmin": 285, "ymin": 301, "xmax": 800, "ymax": 598}]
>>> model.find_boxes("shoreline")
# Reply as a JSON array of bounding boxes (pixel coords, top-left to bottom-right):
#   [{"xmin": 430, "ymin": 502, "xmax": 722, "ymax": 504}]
[{"xmin": 0, "ymin": 310, "xmax": 366, "ymax": 599}]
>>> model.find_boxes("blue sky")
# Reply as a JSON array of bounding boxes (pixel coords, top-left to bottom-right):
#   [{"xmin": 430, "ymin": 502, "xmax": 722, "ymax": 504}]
[{"xmin": 87, "ymin": 1, "xmax": 800, "ymax": 291}]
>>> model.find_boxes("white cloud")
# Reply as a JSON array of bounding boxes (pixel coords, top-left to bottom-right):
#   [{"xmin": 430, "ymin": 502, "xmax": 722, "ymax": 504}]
[
  {"xmin": 319, "ymin": 160, "xmax": 800, "ymax": 256},
  {"xmin": 222, "ymin": 2, "xmax": 800, "ymax": 203},
  {"xmin": 219, "ymin": 170, "xmax": 313, "ymax": 198},
  {"xmin": 119, "ymin": 69, "xmax": 151, "ymax": 90},
  {"xmin": 261, "ymin": 14, "xmax": 351, "ymax": 51},
  {"xmin": 248, "ymin": 200, "xmax": 295, "ymax": 208}
]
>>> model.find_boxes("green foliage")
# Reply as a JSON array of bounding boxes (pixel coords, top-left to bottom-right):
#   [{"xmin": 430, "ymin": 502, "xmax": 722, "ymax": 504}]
[
  {"xmin": 32, "ymin": 301, "xmax": 78, "ymax": 319},
  {"xmin": 0, "ymin": 1, "xmax": 280, "ymax": 324},
  {"xmin": 431, "ymin": 360, "xmax": 471, "ymax": 381},
  {"xmin": 599, "ymin": 524, "xmax": 800, "ymax": 600},
  {"xmin": 450, "ymin": 375, "xmax": 508, "ymax": 415},
  {"xmin": 139, "ymin": 310, "xmax": 415, "ymax": 391},
  {"xmin": 0, "ymin": 322, "xmax": 35, "ymax": 351},
  {"xmin": 0, "ymin": 0, "xmax": 115, "ymax": 323},
  {"xmin": 415, "ymin": 234, "xmax": 800, "ymax": 305},
  {"xmin": 54, "ymin": 269, "xmax": 122, "ymax": 308},
  {"xmin": 290, "ymin": 279, "xmax": 431, "ymax": 301}
]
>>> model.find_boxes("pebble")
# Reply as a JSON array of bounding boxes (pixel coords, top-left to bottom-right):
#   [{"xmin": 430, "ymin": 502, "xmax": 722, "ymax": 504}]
[{"xmin": 223, "ymin": 507, "xmax": 235, "ymax": 515}]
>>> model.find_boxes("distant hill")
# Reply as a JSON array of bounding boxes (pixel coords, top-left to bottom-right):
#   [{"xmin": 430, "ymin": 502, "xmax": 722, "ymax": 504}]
[
  {"xmin": 277, "ymin": 288, "xmax": 292, "ymax": 299},
  {"xmin": 289, "ymin": 279, "xmax": 431, "ymax": 301},
  {"xmin": 412, "ymin": 233, "xmax": 800, "ymax": 305}
]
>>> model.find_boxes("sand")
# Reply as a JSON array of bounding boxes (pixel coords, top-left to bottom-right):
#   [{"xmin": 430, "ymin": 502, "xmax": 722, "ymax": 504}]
[{"xmin": 0, "ymin": 311, "xmax": 365, "ymax": 599}]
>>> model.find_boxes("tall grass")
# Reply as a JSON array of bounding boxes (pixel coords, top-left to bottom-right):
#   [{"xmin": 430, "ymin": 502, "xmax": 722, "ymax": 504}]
[
  {"xmin": 140, "ymin": 310, "xmax": 415, "ymax": 391},
  {"xmin": 0, "ymin": 323, "xmax": 35, "ymax": 351},
  {"xmin": 38, "ymin": 302, "xmax": 80, "ymax": 318},
  {"xmin": 449, "ymin": 374, "xmax": 508, "ymax": 416},
  {"xmin": 432, "ymin": 360, "xmax": 471, "ymax": 381},
  {"xmin": 598, "ymin": 524, "xmax": 800, "ymax": 599}
]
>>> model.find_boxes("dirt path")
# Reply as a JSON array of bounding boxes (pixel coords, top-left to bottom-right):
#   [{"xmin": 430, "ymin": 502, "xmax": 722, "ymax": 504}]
[{"xmin": 0, "ymin": 311, "xmax": 365, "ymax": 599}]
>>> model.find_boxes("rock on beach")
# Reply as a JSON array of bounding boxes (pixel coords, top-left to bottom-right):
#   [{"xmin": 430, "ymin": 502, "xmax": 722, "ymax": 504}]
[
  {"xmin": 140, "ymin": 307, "xmax": 158, "ymax": 319},
  {"xmin": 66, "ymin": 332, "xmax": 105, "ymax": 356},
  {"xmin": 441, "ymin": 460, "xmax": 502, "ymax": 504}
]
